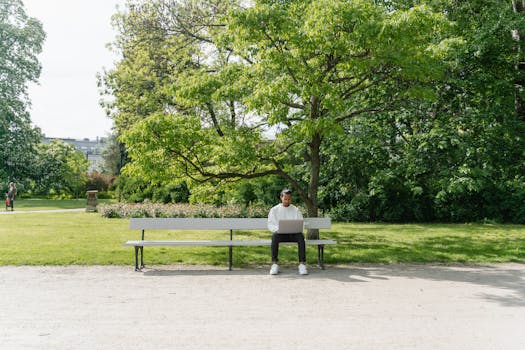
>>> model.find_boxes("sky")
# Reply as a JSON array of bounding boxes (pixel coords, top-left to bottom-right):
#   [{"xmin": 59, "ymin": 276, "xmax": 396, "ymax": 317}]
[{"xmin": 24, "ymin": 0, "xmax": 125, "ymax": 140}]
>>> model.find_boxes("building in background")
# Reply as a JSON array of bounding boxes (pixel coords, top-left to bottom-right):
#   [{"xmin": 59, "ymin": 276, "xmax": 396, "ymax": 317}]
[{"xmin": 43, "ymin": 137, "xmax": 106, "ymax": 172}]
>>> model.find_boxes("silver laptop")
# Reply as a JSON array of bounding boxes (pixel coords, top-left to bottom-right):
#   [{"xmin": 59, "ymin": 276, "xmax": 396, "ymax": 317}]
[{"xmin": 277, "ymin": 219, "xmax": 304, "ymax": 234}]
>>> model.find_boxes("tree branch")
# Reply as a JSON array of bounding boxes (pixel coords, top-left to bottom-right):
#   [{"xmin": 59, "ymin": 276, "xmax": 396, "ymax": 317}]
[
  {"xmin": 228, "ymin": 100, "xmax": 236, "ymax": 127},
  {"xmin": 280, "ymin": 100, "xmax": 305, "ymax": 109},
  {"xmin": 261, "ymin": 30, "xmax": 299, "ymax": 84},
  {"xmin": 206, "ymin": 102, "xmax": 224, "ymax": 136},
  {"xmin": 271, "ymin": 160, "xmax": 309, "ymax": 202},
  {"xmin": 335, "ymin": 103, "xmax": 401, "ymax": 123}
]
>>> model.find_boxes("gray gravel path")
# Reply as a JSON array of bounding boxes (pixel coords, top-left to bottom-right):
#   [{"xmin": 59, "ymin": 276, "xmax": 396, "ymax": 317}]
[{"xmin": 1, "ymin": 263, "xmax": 524, "ymax": 349}]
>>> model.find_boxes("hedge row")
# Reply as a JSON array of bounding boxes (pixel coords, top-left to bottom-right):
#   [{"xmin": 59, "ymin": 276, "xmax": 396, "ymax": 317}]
[{"xmin": 98, "ymin": 202, "xmax": 270, "ymax": 219}]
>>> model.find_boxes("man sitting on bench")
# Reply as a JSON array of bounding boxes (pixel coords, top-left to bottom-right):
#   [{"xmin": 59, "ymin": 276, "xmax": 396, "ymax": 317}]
[{"xmin": 267, "ymin": 189, "xmax": 308, "ymax": 275}]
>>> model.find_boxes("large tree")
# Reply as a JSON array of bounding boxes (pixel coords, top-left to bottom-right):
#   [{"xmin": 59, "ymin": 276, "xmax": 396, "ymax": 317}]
[
  {"xmin": 318, "ymin": 0, "xmax": 525, "ymax": 223},
  {"xmin": 104, "ymin": 0, "xmax": 460, "ymax": 236},
  {"xmin": 0, "ymin": 0, "xmax": 45, "ymax": 185},
  {"xmin": 33, "ymin": 140, "xmax": 89, "ymax": 198}
]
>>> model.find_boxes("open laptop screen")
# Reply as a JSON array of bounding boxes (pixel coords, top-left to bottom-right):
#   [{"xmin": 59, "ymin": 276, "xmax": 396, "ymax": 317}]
[{"xmin": 277, "ymin": 219, "xmax": 304, "ymax": 234}]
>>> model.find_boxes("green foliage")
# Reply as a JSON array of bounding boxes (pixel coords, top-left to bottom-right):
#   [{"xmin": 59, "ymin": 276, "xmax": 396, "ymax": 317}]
[
  {"xmin": 0, "ymin": 0, "xmax": 45, "ymax": 186},
  {"xmin": 315, "ymin": 0, "xmax": 525, "ymax": 223},
  {"xmin": 101, "ymin": 1, "xmax": 524, "ymax": 223},
  {"xmin": 102, "ymin": 0, "xmax": 460, "ymax": 223},
  {"xmin": 323, "ymin": 103, "xmax": 525, "ymax": 223},
  {"xmin": 113, "ymin": 175, "xmax": 151, "ymax": 203},
  {"xmin": 0, "ymin": 120, "xmax": 41, "ymax": 186},
  {"xmin": 32, "ymin": 140, "xmax": 89, "ymax": 198},
  {"xmin": 229, "ymin": 176, "xmax": 290, "ymax": 207},
  {"xmin": 115, "ymin": 174, "xmax": 190, "ymax": 204},
  {"xmin": 99, "ymin": 132, "xmax": 127, "ymax": 176}
]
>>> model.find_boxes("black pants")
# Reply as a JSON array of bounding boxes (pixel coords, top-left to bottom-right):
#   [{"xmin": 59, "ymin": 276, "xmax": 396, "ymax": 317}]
[{"xmin": 271, "ymin": 232, "xmax": 306, "ymax": 263}]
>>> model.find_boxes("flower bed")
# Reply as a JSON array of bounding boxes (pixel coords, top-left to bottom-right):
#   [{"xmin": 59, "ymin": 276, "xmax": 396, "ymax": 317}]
[{"xmin": 98, "ymin": 202, "xmax": 269, "ymax": 219}]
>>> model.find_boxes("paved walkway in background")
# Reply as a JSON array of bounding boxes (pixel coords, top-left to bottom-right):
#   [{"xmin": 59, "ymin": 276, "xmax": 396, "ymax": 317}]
[
  {"xmin": 0, "ymin": 208, "xmax": 85, "ymax": 214},
  {"xmin": 1, "ymin": 263, "xmax": 524, "ymax": 349}
]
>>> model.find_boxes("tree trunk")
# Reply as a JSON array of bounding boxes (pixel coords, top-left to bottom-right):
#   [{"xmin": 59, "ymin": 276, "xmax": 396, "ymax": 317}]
[
  {"xmin": 512, "ymin": 1, "xmax": 525, "ymax": 120},
  {"xmin": 305, "ymin": 133, "xmax": 322, "ymax": 239},
  {"xmin": 303, "ymin": 94, "xmax": 323, "ymax": 239}
]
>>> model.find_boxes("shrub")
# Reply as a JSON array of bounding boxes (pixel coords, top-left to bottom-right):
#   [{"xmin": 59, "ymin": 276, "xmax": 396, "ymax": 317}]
[
  {"xmin": 327, "ymin": 191, "xmax": 370, "ymax": 222},
  {"xmin": 114, "ymin": 175, "xmax": 190, "ymax": 204},
  {"xmin": 98, "ymin": 202, "xmax": 270, "ymax": 219},
  {"xmin": 85, "ymin": 172, "xmax": 113, "ymax": 192}
]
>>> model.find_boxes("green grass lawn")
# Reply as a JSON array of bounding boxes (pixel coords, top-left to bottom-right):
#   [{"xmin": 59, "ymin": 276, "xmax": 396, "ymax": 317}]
[
  {"xmin": 1, "ymin": 206, "xmax": 524, "ymax": 267},
  {"xmin": 11, "ymin": 198, "xmax": 116, "ymax": 211}
]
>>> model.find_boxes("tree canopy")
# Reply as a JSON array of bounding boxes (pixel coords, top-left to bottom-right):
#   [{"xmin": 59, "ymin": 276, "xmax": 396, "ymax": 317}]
[
  {"xmin": 102, "ymin": 0, "xmax": 463, "ymax": 232},
  {"xmin": 33, "ymin": 140, "xmax": 90, "ymax": 198},
  {"xmin": 319, "ymin": 0, "xmax": 525, "ymax": 222},
  {"xmin": 0, "ymin": 0, "xmax": 45, "ymax": 184}
]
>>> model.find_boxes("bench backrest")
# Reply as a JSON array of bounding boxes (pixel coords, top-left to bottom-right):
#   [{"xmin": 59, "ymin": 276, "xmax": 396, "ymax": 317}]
[{"xmin": 129, "ymin": 217, "xmax": 331, "ymax": 230}]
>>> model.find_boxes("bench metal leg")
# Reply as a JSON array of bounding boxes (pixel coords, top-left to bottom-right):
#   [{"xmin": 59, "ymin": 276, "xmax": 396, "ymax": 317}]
[
  {"xmin": 229, "ymin": 246, "xmax": 233, "ymax": 271},
  {"xmin": 134, "ymin": 246, "xmax": 140, "ymax": 271},
  {"xmin": 134, "ymin": 229, "xmax": 145, "ymax": 272},
  {"xmin": 228, "ymin": 229, "xmax": 233, "ymax": 271},
  {"xmin": 318, "ymin": 245, "xmax": 325, "ymax": 270},
  {"xmin": 140, "ymin": 246, "xmax": 144, "ymax": 269},
  {"xmin": 134, "ymin": 246, "xmax": 144, "ymax": 271}
]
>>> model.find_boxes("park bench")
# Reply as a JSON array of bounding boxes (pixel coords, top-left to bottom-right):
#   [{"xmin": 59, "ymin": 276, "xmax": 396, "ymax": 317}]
[{"xmin": 124, "ymin": 217, "xmax": 336, "ymax": 271}]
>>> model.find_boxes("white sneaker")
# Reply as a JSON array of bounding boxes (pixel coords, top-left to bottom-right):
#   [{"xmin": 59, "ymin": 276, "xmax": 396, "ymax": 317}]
[
  {"xmin": 298, "ymin": 264, "xmax": 308, "ymax": 275},
  {"xmin": 270, "ymin": 263, "xmax": 279, "ymax": 275}
]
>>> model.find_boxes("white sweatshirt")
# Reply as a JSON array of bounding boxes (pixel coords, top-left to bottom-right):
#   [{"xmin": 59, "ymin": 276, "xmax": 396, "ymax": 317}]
[{"xmin": 267, "ymin": 204, "xmax": 303, "ymax": 233}]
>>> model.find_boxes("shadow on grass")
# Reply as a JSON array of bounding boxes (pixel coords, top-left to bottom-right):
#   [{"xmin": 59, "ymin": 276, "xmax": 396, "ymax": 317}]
[{"xmin": 324, "ymin": 231, "xmax": 525, "ymax": 264}]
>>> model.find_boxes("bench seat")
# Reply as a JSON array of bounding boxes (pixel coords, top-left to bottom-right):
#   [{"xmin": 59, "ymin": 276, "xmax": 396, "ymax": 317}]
[{"xmin": 124, "ymin": 239, "xmax": 336, "ymax": 247}]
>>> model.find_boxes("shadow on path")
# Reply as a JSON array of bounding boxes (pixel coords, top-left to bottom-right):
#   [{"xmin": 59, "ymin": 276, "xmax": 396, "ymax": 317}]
[{"xmin": 143, "ymin": 263, "xmax": 525, "ymax": 308}]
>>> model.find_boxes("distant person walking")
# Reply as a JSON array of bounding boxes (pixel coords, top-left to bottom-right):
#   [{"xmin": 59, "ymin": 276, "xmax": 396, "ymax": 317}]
[{"xmin": 6, "ymin": 182, "xmax": 17, "ymax": 211}]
